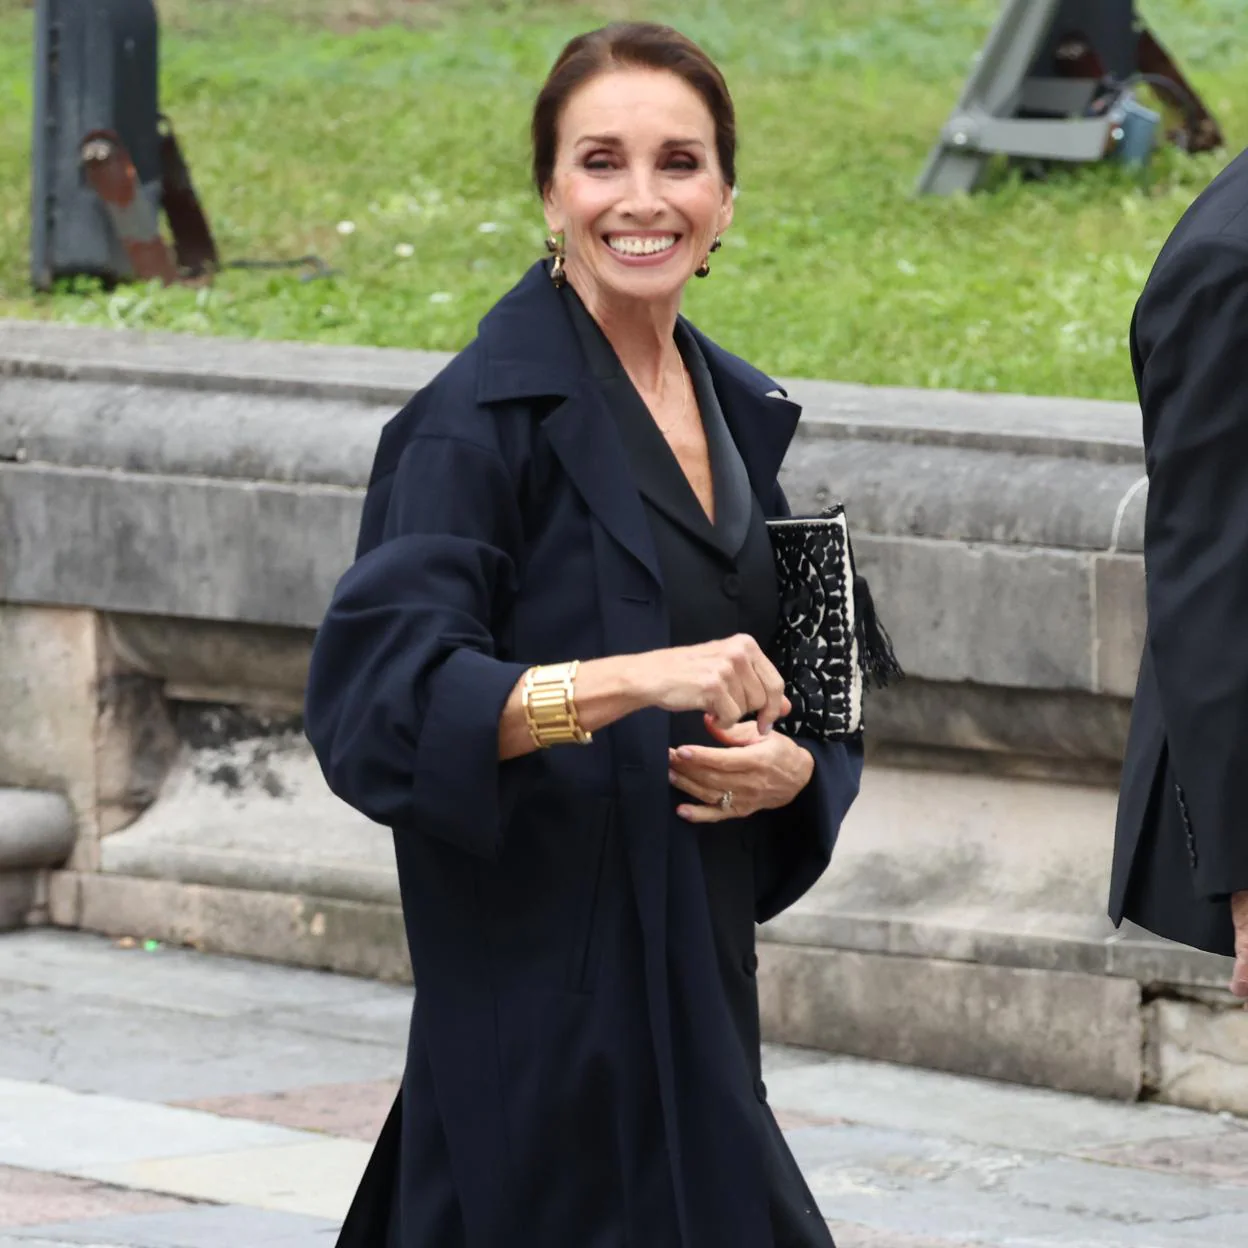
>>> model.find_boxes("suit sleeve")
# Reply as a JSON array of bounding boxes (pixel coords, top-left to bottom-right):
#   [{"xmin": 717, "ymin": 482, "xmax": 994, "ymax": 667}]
[
  {"xmin": 1139, "ymin": 234, "xmax": 1248, "ymax": 899},
  {"xmin": 304, "ymin": 431, "xmax": 530, "ymax": 859},
  {"xmin": 755, "ymin": 480, "xmax": 865, "ymax": 923}
]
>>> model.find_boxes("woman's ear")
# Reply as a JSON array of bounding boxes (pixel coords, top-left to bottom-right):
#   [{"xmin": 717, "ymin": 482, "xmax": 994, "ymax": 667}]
[
  {"xmin": 718, "ymin": 183, "xmax": 735, "ymax": 236},
  {"xmin": 542, "ymin": 186, "xmax": 562, "ymax": 237}
]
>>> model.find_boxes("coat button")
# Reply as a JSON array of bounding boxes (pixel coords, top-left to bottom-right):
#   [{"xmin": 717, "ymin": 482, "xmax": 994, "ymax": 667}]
[
  {"xmin": 754, "ymin": 1078, "xmax": 768, "ymax": 1103},
  {"xmin": 722, "ymin": 573, "xmax": 742, "ymax": 599},
  {"xmin": 743, "ymin": 952, "xmax": 759, "ymax": 976}
]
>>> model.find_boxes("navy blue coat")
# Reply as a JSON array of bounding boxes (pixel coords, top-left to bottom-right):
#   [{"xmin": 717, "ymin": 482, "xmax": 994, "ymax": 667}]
[{"xmin": 305, "ymin": 262, "xmax": 863, "ymax": 1247}]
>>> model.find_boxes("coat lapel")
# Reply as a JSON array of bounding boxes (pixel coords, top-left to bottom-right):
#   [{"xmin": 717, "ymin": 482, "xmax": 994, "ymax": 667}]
[
  {"xmin": 541, "ymin": 380, "xmax": 665, "ymax": 588},
  {"xmin": 473, "ymin": 263, "xmax": 802, "ymax": 581},
  {"xmin": 687, "ymin": 324, "xmax": 801, "ymax": 507}
]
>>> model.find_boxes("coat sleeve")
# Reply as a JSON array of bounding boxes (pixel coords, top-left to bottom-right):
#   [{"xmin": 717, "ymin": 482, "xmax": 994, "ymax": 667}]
[
  {"xmin": 1138, "ymin": 234, "xmax": 1248, "ymax": 899},
  {"xmin": 304, "ymin": 427, "xmax": 530, "ymax": 859},
  {"xmin": 755, "ymin": 480, "xmax": 865, "ymax": 923}
]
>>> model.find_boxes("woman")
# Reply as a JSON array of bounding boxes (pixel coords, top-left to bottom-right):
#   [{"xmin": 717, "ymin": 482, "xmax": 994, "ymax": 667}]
[{"xmin": 306, "ymin": 22, "xmax": 862, "ymax": 1248}]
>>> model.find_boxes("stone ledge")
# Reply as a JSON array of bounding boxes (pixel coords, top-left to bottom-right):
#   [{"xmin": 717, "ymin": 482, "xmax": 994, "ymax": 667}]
[
  {"xmin": 0, "ymin": 319, "xmax": 1142, "ymax": 463},
  {"xmin": 49, "ymin": 870, "xmax": 411, "ymax": 984},
  {"xmin": 760, "ymin": 909, "xmax": 1235, "ymax": 991},
  {"xmin": 758, "ymin": 940, "xmax": 1145, "ymax": 1100}
]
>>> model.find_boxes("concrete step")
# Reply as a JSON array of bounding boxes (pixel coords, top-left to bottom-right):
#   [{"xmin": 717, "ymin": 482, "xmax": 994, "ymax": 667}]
[
  {"xmin": 48, "ymin": 738, "xmax": 1246, "ymax": 1116},
  {"xmin": 0, "ymin": 787, "xmax": 74, "ymax": 930}
]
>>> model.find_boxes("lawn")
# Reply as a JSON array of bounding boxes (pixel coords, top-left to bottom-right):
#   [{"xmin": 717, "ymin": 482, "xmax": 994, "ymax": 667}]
[{"xmin": 0, "ymin": 0, "xmax": 1244, "ymax": 399}]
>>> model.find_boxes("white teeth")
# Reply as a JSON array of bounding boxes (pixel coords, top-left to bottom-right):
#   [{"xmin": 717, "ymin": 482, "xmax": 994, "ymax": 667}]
[{"xmin": 606, "ymin": 235, "xmax": 678, "ymax": 257}]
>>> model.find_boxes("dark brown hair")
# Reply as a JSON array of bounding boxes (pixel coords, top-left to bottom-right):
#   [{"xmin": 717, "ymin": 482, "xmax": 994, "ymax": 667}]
[{"xmin": 531, "ymin": 22, "xmax": 737, "ymax": 195}]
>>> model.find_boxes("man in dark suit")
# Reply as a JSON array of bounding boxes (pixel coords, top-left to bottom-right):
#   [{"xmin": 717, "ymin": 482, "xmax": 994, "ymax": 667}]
[{"xmin": 1111, "ymin": 145, "xmax": 1248, "ymax": 1003}]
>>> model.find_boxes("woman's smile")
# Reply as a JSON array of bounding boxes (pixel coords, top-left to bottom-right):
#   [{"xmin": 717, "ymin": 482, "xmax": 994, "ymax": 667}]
[{"xmin": 603, "ymin": 231, "xmax": 682, "ymax": 264}]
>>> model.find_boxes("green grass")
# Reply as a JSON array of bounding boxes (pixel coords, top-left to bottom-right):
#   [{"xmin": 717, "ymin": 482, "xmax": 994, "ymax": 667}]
[{"xmin": 0, "ymin": 0, "xmax": 1244, "ymax": 398}]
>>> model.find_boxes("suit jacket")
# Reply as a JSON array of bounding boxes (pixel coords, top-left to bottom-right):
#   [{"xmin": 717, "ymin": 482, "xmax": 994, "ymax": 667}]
[
  {"xmin": 304, "ymin": 261, "xmax": 862, "ymax": 1247},
  {"xmin": 1110, "ymin": 146, "xmax": 1248, "ymax": 956}
]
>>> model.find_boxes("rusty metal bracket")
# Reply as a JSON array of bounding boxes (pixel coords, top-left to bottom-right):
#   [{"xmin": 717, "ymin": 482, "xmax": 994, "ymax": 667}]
[
  {"xmin": 158, "ymin": 114, "xmax": 220, "ymax": 276},
  {"xmin": 80, "ymin": 129, "xmax": 177, "ymax": 285},
  {"xmin": 1136, "ymin": 26, "xmax": 1223, "ymax": 153}
]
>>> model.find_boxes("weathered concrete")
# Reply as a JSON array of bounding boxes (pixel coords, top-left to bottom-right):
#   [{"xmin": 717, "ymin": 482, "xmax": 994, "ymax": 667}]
[{"xmin": 6, "ymin": 319, "xmax": 1207, "ymax": 1110}]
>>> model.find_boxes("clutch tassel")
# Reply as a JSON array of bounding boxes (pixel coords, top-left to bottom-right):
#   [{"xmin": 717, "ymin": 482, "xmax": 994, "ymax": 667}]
[{"xmin": 853, "ymin": 574, "xmax": 904, "ymax": 690}]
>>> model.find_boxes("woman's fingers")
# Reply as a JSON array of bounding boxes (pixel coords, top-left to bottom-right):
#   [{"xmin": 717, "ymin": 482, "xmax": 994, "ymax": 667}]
[{"xmin": 668, "ymin": 767, "xmax": 722, "ymax": 807}]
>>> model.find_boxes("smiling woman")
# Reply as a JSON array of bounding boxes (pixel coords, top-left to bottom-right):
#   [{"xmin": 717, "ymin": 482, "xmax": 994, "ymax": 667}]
[{"xmin": 305, "ymin": 21, "xmax": 863, "ymax": 1248}]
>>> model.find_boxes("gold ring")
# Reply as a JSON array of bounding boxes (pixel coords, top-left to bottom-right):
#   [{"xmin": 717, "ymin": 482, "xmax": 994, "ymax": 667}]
[{"xmin": 718, "ymin": 790, "xmax": 733, "ymax": 811}]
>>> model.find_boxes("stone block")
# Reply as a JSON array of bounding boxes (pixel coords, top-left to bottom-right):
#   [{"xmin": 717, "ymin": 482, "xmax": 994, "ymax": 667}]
[
  {"xmin": 0, "ymin": 465, "xmax": 360, "ymax": 628},
  {"xmin": 0, "ymin": 871, "xmax": 39, "ymax": 932},
  {"xmin": 47, "ymin": 869, "xmax": 82, "ymax": 927},
  {"xmin": 758, "ymin": 942, "xmax": 1143, "ymax": 1100},
  {"xmin": 782, "ymin": 438, "xmax": 1147, "ymax": 552},
  {"xmin": 70, "ymin": 872, "xmax": 411, "ymax": 983},
  {"xmin": 1093, "ymin": 554, "xmax": 1147, "ymax": 698},
  {"xmin": 866, "ymin": 678, "xmax": 1131, "ymax": 763},
  {"xmin": 1145, "ymin": 996, "xmax": 1248, "ymax": 1115},
  {"xmin": 851, "ymin": 537, "xmax": 1095, "ymax": 691},
  {"xmin": 106, "ymin": 614, "xmax": 314, "ymax": 710},
  {"xmin": 0, "ymin": 605, "xmax": 98, "ymax": 837}
]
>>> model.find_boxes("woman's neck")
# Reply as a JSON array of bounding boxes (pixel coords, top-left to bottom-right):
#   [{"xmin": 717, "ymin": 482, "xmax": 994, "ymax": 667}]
[{"xmin": 568, "ymin": 270, "xmax": 682, "ymax": 393}]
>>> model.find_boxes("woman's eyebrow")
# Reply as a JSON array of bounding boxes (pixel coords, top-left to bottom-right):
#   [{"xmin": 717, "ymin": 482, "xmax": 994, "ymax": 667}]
[{"xmin": 574, "ymin": 134, "xmax": 707, "ymax": 150}]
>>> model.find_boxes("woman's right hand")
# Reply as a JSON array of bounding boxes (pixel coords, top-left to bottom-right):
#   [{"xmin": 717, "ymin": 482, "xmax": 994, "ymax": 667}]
[{"xmin": 627, "ymin": 634, "xmax": 791, "ymax": 735}]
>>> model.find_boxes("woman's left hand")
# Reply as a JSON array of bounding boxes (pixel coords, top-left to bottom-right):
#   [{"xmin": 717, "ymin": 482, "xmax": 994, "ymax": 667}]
[{"xmin": 668, "ymin": 714, "xmax": 815, "ymax": 823}]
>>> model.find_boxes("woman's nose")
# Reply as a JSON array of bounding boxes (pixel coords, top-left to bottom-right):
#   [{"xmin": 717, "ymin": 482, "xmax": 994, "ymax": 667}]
[{"xmin": 619, "ymin": 168, "xmax": 664, "ymax": 220}]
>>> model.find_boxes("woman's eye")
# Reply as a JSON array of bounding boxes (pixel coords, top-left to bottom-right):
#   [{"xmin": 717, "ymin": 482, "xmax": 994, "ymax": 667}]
[
  {"xmin": 583, "ymin": 154, "xmax": 615, "ymax": 170},
  {"xmin": 667, "ymin": 156, "xmax": 699, "ymax": 171}
]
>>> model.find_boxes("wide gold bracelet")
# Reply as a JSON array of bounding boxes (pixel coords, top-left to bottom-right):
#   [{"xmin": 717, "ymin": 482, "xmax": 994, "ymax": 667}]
[{"xmin": 522, "ymin": 661, "xmax": 592, "ymax": 749}]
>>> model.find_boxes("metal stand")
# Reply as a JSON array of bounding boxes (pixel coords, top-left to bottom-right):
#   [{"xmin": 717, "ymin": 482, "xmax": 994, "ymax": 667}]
[{"xmin": 916, "ymin": 0, "xmax": 1223, "ymax": 195}]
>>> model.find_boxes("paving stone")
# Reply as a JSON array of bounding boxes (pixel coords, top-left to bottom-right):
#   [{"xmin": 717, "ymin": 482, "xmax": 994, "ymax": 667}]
[
  {"xmin": 0, "ymin": 1078, "xmax": 315, "ymax": 1173},
  {"xmin": 176, "ymin": 1080, "xmax": 398, "ymax": 1141},
  {"xmin": 764, "ymin": 1050, "xmax": 1229, "ymax": 1153},
  {"xmin": 0, "ymin": 1167, "xmax": 190, "ymax": 1229},
  {"xmin": 3, "ymin": 1205, "xmax": 338, "ymax": 1245},
  {"xmin": 1081, "ymin": 1129, "xmax": 1248, "ymax": 1184},
  {"xmin": 83, "ymin": 1140, "xmax": 369, "ymax": 1221},
  {"xmin": 826, "ymin": 1224, "xmax": 980, "ymax": 1248},
  {"xmin": 0, "ymin": 983, "xmax": 403, "ymax": 1104}
]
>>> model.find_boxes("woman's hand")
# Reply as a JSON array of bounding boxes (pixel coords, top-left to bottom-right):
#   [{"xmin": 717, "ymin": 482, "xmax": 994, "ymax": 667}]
[
  {"xmin": 667, "ymin": 715, "xmax": 815, "ymax": 823},
  {"xmin": 629, "ymin": 635, "xmax": 791, "ymax": 735}
]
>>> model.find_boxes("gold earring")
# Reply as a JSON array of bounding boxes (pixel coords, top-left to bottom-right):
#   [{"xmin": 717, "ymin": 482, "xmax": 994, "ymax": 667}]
[
  {"xmin": 545, "ymin": 234, "xmax": 566, "ymax": 288},
  {"xmin": 695, "ymin": 234, "xmax": 723, "ymax": 279}
]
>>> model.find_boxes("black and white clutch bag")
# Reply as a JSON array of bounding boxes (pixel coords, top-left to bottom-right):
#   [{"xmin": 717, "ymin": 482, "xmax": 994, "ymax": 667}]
[{"xmin": 765, "ymin": 505, "xmax": 903, "ymax": 741}]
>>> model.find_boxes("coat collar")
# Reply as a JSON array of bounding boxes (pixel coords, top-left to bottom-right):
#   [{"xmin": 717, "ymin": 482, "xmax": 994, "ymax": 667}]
[{"xmin": 475, "ymin": 261, "xmax": 802, "ymax": 581}]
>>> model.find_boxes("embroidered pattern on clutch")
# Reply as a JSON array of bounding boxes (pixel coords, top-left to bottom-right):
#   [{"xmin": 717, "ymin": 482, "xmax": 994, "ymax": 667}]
[{"xmin": 766, "ymin": 505, "xmax": 903, "ymax": 741}]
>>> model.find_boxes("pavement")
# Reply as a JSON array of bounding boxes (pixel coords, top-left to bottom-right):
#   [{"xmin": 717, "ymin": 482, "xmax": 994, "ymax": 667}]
[{"xmin": 0, "ymin": 932, "xmax": 1246, "ymax": 1247}]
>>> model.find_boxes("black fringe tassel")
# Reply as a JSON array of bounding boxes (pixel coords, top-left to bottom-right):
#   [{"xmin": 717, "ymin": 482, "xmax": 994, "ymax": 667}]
[{"xmin": 853, "ymin": 573, "xmax": 904, "ymax": 691}]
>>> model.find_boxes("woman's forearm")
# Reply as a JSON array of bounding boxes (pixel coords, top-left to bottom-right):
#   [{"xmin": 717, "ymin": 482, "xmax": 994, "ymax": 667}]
[{"xmin": 498, "ymin": 654, "xmax": 654, "ymax": 761}]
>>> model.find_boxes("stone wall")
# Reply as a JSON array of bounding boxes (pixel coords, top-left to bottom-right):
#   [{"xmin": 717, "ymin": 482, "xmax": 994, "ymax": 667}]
[{"xmin": 5, "ymin": 318, "xmax": 1242, "ymax": 1113}]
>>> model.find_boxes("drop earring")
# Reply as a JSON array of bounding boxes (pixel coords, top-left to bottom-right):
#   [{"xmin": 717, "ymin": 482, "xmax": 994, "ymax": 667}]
[
  {"xmin": 545, "ymin": 234, "xmax": 566, "ymax": 288},
  {"xmin": 695, "ymin": 234, "xmax": 723, "ymax": 279}
]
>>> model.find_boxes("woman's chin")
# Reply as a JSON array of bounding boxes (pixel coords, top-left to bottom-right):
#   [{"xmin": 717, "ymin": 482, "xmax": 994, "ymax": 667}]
[{"xmin": 594, "ymin": 262, "xmax": 690, "ymax": 305}]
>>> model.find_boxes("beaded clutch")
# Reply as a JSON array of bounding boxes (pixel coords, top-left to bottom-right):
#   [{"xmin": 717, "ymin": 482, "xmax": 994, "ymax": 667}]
[{"xmin": 765, "ymin": 505, "xmax": 902, "ymax": 741}]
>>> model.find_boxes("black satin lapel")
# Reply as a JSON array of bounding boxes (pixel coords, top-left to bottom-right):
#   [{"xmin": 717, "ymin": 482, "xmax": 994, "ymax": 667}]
[
  {"xmin": 541, "ymin": 383, "xmax": 664, "ymax": 588},
  {"xmin": 710, "ymin": 375, "xmax": 801, "ymax": 505},
  {"xmin": 681, "ymin": 331, "xmax": 752, "ymax": 558}
]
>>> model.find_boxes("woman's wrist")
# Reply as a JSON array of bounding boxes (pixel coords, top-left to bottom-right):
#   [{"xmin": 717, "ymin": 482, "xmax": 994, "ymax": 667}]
[{"xmin": 571, "ymin": 654, "xmax": 654, "ymax": 732}]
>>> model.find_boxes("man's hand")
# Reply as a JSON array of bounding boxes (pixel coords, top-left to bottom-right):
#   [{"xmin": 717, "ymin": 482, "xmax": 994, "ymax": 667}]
[{"xmin": 1232, "ymin": 892, "xmax": 1248, "ymax": 1003}]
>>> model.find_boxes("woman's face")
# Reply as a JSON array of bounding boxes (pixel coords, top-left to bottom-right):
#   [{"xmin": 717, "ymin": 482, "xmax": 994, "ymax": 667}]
[{"xmin": 543, "ymin": 67, "xmax": 733, "ymax": 309}]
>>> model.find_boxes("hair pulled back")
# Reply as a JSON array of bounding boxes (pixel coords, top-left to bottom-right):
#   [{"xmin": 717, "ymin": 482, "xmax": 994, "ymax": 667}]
[{"xmin": 531, "ymin": 22, "xmax": 737, "ymax": 196}]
